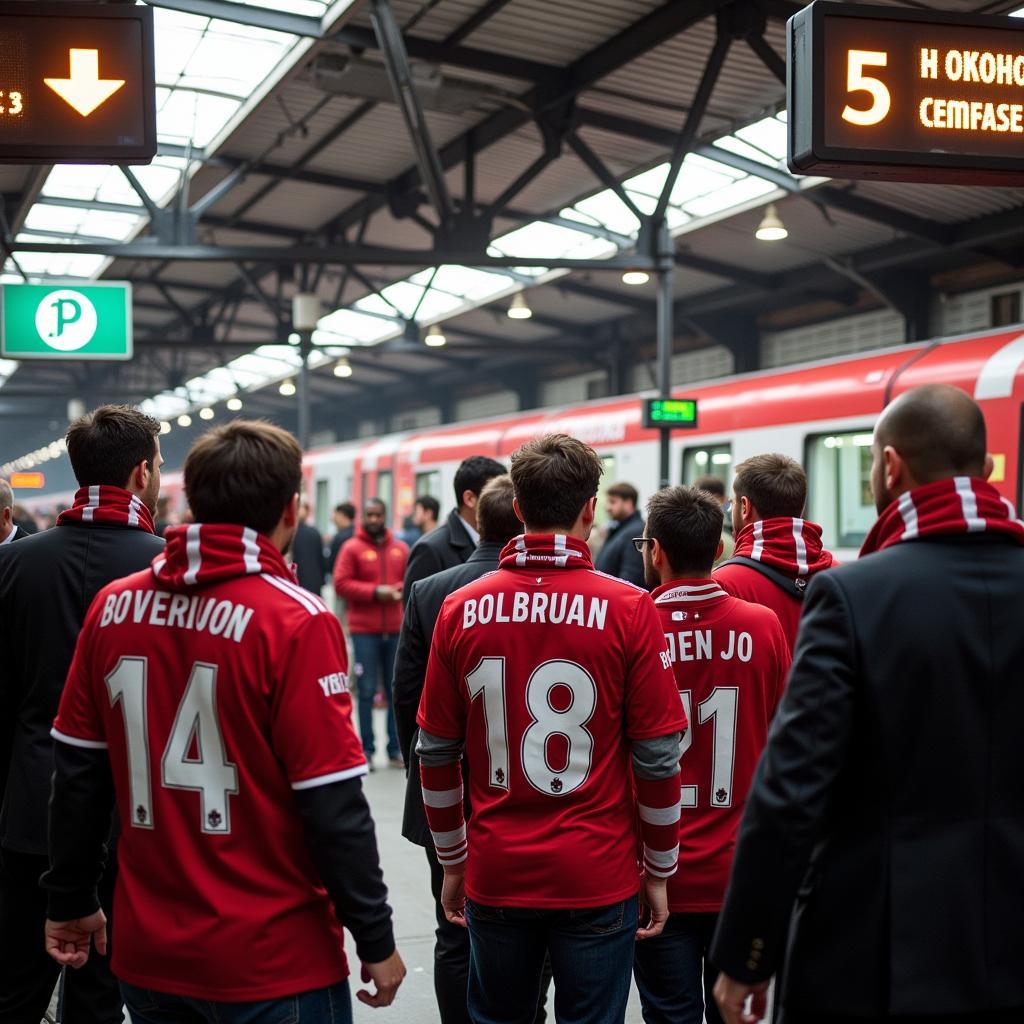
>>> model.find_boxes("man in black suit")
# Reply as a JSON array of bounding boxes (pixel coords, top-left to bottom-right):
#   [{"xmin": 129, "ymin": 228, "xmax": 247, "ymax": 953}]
[
  {"xmin": 712, "ymin": 384, "xmax": 1024, "ymax": 1024},
  {"xmin": 403, "ymin": 455, "xmax": 505, "ymax": 598},
  {"xmin": 0, "ymin": 405, "xmax": 166, "ymax": 1024},
  {"xmin": 0, "ymin": 479, "xmax": 25, "ymax": 545},
  {"xmin": 393, "ymin": 475, "xmax": 521, "ymax": 1024},
  {"xmin": 594, "ymin": 481, "xmax": 646, "ymax": 587}
]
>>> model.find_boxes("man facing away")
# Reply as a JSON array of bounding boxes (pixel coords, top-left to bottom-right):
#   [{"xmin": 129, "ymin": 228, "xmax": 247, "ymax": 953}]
[
  {"xmin": 635, "ymin": 486, "xmax": 790, "ymax": 1024},
  {"xmin": 417, "ymin": 434, "xmax": 686, "ymax": 1024},
  {"xmin": 334, "ymin": 498, "xmax": 409, "ymax": 767},
  {"xmin": 393, "ymin": 475, "xmax": 525, "ymax": 1024},
  {"xmin": 403, "ymin": 455, "xmax": 505, "ymax": 596},
  {"xmin": 712, "ymin": 384, "xmax": 1024, "ymax": 1024},
  {"xmin": 43, "ymin": 420, "xmax": 405, "ymax": 1024},
  {"xmin": 292, "ymin": 499, "xmax": 328, "ymax": 595},
  {"xmin": 0, "ymin": 478, "xmax": 26, "ymax": 545},
  {"xmin": 0, "ymin": 405, "xmax": 165, "ymax": 1024},
  {"xmin": 594, "ymin": 481, "xmax": 646, "ymax": 587},
  {"xmin": 714, "ymin": 455, "xmax": 835, "ymax": 649}
]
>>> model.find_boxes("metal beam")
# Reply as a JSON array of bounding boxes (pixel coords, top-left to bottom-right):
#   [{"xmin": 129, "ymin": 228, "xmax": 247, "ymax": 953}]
[
  {"xmin": 443, "ymin": 0, "xmax": 515, "ymax": 46},
  {"xmin": 143, "ymin": 0, "xmax": 322, "ymax": 38}
]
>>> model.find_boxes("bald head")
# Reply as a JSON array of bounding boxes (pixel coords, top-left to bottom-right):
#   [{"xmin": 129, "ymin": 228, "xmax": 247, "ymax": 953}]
[
  {"xmin": 0, "ymin": 479, "xmax": 12, "ymax": 543},
  {"xmin": 872, "ymin": 384, "xmax": 988, "ymax": 511}
]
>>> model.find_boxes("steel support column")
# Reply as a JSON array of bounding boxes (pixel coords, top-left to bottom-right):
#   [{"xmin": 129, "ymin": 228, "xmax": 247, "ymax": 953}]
[
  {"xmin": 655, "ymin": 219, "xmax": 674, "ymax": 490},
  {"xmin": 298, "ymin": 331, "xmax": 313, "ymax": 451}
]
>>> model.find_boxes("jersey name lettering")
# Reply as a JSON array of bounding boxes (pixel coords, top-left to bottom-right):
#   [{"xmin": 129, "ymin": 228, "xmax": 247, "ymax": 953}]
[
  {"xmin": 664, "ymin": 629, "xmax": 753, "ymax": 663},
  {"xmin": 99, "ymin": 588, "xmax": 255, "ymax": 644},
  {"xmin": 462, "ymin": 590, "xmax": 608, "ymax": 630}
]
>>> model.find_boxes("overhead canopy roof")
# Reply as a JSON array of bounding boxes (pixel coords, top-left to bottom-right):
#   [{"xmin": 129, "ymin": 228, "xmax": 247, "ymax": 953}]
[{"xmin": 4, "ymin": 0, "xmax": 1024, "ymax": 479}]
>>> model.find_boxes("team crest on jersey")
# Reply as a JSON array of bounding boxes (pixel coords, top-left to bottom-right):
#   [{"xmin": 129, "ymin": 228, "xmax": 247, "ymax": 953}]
[
  {"xmin": 208, "ymin": 809, "xmax": 223, "ymax": 829},
  {"xmin": 715, "ymin": 788, "xmax": 728, "ymax": 803},
  {"xmin": 495, "ymin": 768, "xmax": 505, "ymax": 785},
  {"xmin": 550, "ymin": 777, "xmax": 563, "ymax": 793},
  {"xmin": 136, "ymin": 805, "xmax": 148, "ymax": 824}
]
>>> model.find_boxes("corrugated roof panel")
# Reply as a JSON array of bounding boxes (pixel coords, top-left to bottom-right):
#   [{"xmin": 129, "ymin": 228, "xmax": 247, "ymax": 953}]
[
  {"xmin": 242, "ymin": 181, "xmax": 363, "ymax": 229},
  {"xmin": 853, "ymin": 182, "xmax": 1024, "ymax": 225}
]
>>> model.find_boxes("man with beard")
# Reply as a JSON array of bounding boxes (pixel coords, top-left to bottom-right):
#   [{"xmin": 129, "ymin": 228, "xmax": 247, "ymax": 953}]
[
  {"xmin": 712, "ymin": 384, "xmax": 1024, "ymax": 1024},
  {"xmin": 0, "ymin": 405, "xmax": 165, "ymax": 1024},
  {"xmin": 334, "ymin": 498, "xmax": 409, "ymax": 768},
  {"xmin": 715, "ymin": 455, "xmax": 835, "ymax": 650}
]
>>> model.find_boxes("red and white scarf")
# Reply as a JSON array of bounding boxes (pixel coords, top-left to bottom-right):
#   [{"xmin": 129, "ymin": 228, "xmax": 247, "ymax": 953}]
[
  {"xmin": 153, "ymin": 523, "xmax": 297, "ymax": 589},
  {"xmin": 860, "ymin": 477, "xmax": 1024, "ymax": 556},
  {"xmin": 499, "ymin": 533, "xmax": 594, "ymax": 570},
  {"xmin": 732, "ymin": 517, "xmax": 834, "ymax": 579},
  {"xmin": 57, "ymin": 485, "xmax": 156, "ymax": 535}
]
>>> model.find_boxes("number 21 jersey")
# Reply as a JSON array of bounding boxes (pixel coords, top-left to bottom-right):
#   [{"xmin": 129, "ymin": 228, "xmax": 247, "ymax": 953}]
[{"xmin": 418, "ymin": 533, "xmax": 686, "ymax": 908}]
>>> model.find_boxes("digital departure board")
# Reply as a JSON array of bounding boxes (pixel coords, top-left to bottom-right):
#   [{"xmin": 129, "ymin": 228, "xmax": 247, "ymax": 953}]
[
  {"xmin": 788, "ymin": 2, "xmax": 1024, "ymax": 184},
  {"xmin": 0, "ymin": 3, "xmax": 155, "ymax": 164},
  {"xmin": 642, "ymin": 398, "xmax": 698, "ymax": 431}
]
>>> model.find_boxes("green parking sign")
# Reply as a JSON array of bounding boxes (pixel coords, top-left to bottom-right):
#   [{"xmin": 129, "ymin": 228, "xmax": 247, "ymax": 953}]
[{"xmin": 1, "ymin": 281, "xmax": 132, "ymax": 360}]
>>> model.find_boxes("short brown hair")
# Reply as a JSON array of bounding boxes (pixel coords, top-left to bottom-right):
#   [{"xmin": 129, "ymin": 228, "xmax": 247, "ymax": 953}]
[
  {"xmin": 733, "ymin": 453, "xmax": 806, "ymax": 519},
  {"xmin": 606, "ymin": 481, "xmax": 638, "ymax": 506},
  {"xmin": 510, "ymin": 434, "xmax": 603, "ymax": 531},
  {"xmin": 476, "ymin": 475, "xmax": 521, "ymax": 545},
  {"xmin": 65, "ymin": 405, "xmax": 160, "ymax": 489},
  {"xmin": 693, "ymin": 474, "xmax": 726, "ymax": 500},
  {"xmin": 184, "ymin": 420, "xmax": 302, "ymax": 535},
  {"xmin": 646, "ymin": 486, "xmax": 724, "ymax": 576}
]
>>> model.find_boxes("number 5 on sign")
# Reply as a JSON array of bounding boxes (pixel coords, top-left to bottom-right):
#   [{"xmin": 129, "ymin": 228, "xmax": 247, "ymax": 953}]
[{"xmin": 842, "ymin": 50, "xmax": 890, "ymax": 126}]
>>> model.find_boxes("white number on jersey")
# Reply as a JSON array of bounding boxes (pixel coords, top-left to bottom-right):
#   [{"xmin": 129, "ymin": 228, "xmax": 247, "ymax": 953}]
[
  {"xmin": 467, "ymin": 657, "xmax": 597, "ymax": 796},
  {"xmin": 106, "ymin": 657, "xmax": 239, "ymax": 833},
  {"xmin": 678, "ymin": 687, "xmax": 739, "ymax": 808}
]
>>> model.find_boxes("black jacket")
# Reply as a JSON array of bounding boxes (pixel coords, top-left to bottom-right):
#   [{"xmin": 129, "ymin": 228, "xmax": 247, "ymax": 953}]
[
  {"xmin": 0, "ymin": 521, "xmax": 165, "ymax": 855},
  {"xmin": 711, "ymin": 534, "xmax": 1024, "ymax": 1018},
  {"xmin": 292, "ymin": 521, "xmax": 327, "ymax": 594},
  {"xmin": 393, "ymin": 542, "xmax": 502, "ymax": 845},
  {"xmin": 327, "ymin": 525, "xmax": 353, "ymax": 574},
  {"xmin": 403, "ymin": 509, "xmax": 475, "ymax": 601},
  {"xmin": 594, "ymin": 510, "xmax": 645, "ymax": 588}
]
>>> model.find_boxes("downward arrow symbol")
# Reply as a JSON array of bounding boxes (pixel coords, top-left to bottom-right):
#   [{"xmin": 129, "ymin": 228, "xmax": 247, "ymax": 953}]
[{"xmin": 45, "ymin": 49, "xmax": 125, "ymax": 117}]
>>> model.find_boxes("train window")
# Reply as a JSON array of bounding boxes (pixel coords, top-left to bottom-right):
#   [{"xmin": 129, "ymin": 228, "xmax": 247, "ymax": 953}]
[
  {"xmin": 991, "ymin": 291, "xmax": 1021, "ymax": 329},
  {"xmin": 314, "ymin": 480, "xmax": 330, "ymax": 534},
  {"xmin": 594, "ymin": 455, "xmax": 617, "ymax": 527},
  {"xmin": 376, "ymin": 471, "xmax": 393, "ymax": 515},
  {"xmin": 683, "ymin": 445, "xmax": 732, "ymax": 487},
  {"xmin": 805, "ymin": 431, "xmax": 876, "ymax": 549},
  {"xmin": 415, "ymin": 470, "xmax": 442, "ymax": 503}
]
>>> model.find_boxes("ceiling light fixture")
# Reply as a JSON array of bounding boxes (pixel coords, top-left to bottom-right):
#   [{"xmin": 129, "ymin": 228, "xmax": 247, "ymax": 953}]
[
  {"xmin": 755, "ymin": 203, "xmax": 788, "ymax": 241},
  {"xmin": 508, "ymin": 292, "xmax": 532, "ymax": 320},
  {"xmin": 226, "ymin": 397, "xmax": 243, "ymax": 411},
  {"xmin": 622, "ymin": 270, "xmax": 650, "ymax": 286},
  {"xmin": 199, "ymin": 407, "xmax": 214, "ymax": 421},
  {"xmin": 279, "ymin": 378, "xmax": 296, "ymax": 396},
  {"xmin": 177, "ymin": 413, "xmax": 192, "ymax": 427},
  {"xmin": 333, "ymin": 357, "xmax": 353, "ymax": 378},
  {"xmin": 425, "ymin": 324, "xmax": 446, "ymax": 347},
  {"xmin": 159, "ymin": 421, "xmax": 171, "ymax": 434}
]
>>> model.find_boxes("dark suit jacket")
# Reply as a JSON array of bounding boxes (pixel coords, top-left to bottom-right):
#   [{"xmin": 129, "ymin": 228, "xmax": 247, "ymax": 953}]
[
  {"xmin": 0, "ymin": 521, "xmax": 165, "ymax": 855},
  {"xmin": 393, "ymin": 541, "xmax": 502, "ymax": 845},
  {"xmin": 292, "ymin": 521, "xmax": 326, "ymax": 593},
  {"xmin": 594, "ymin": 509, "xmax": 646, "ymax": 588},
  {"xmin": 711, "ymin": 533, "xmax": 1024, "ymax": 1018},
  {"xmin": 402, "ymin": 508, "xmax": 475, "ymax": 602}
]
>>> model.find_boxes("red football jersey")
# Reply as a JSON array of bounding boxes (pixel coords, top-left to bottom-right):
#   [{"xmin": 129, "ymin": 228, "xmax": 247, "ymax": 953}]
[
  {"xmin": 652, "ymin": 579, "xmax": 790, "ymax": 911},
  {"xmin": 417, "ymin": 534, "xmax": 686, "ymax": 908},
  {"xmin": 52, "ymin": 524, "xmax": 368, "ymax": 1001}
]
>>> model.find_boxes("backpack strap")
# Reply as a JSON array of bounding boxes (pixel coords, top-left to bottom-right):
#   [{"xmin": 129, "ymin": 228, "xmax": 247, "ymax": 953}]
[{"xmin": 718, "ymin": 556, "xmax": 809, "ymax": 601}]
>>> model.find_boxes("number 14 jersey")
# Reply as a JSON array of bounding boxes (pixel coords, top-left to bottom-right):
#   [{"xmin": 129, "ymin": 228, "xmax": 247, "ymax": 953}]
[
  {"xmin": 418, "ymin": 534, "xmax": 686, "ymax": 908},
  {"xmin": 652, "ymin": 579, "xmax": 791, "ymax": 912}
]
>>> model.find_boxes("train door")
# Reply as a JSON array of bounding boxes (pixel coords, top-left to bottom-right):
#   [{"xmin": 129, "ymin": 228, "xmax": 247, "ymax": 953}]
[
  {"xmin": 804, "ymin": 430, "xmax": 876, "ymax": 555},
  {"xmin": 682, "ymin": 443, "xmax": 733, "ymax": 487},
  {"xmin": 594, "ymin": 454, "xmax": 617, "ymax": 528},
  {"xmin": 314, "ymin": 479, "xmax": 330, "ymax": 534}
]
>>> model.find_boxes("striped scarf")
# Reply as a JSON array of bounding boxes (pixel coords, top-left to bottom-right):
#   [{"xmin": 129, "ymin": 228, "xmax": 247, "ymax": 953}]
[
  {"xmin": 153, "ymin": 523, "xmax": 296, "ymax": 589},
  {"xmin": 860, "ymin": 477, "xmax": 1024, "ymax": 555},
  {"xmin": 731, "ymin": 517, "xmax": 834, "ymax": 579},
  {"xmin": 57, "ymin": 485, "xmax": 156, "ymax": 535},
  {"xmin": 499, "ymin": 533, "xmax": 594, "ymax": 570}
]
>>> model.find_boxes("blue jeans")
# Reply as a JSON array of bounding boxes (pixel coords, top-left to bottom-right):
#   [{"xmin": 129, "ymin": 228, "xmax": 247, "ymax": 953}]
[
  {"xmin": 632, "ymin": 912, "xmax": 723, "ymax": 1024},
  {"xmin": 467, "ymin": 895, "xmax": 637, "ymax": 1024},
  {"xmin": 351, "ymin": 632, "xmax": 400, "ymax": 759},
  {"xmin": 120, "ymin": 980, "xmax": 352, "ymax": 1024}
]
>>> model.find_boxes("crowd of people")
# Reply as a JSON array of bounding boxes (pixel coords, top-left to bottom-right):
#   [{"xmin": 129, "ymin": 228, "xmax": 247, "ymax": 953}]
[{"xmin": 0, "ymin": 382, "xmax": 1022, "ymax": 1024}]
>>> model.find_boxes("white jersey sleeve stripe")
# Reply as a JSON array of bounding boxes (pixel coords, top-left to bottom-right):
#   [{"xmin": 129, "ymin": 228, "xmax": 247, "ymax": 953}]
[
  {"xmin": 423, "ymin": 785, "xmax": 464, "ymax": 808},
  {"xmin": 290, "ymin": 763, "xmax": 369, "ymax": 789},
  {"xmin": 639, "ymin": 803, "xmax": 682, "ymax": 826},
  {"xmin": 51, "ymin": 728, "xmax": 108, "ymax": 750},
  {"xmin": 261, "ymin": 574, "xmax": 321, "ymax": 616},
  {"xmin": 643, "ymin": 844, "xmax": 680, "ymax": 870},
  {"xmin": 430, "ymin": 824, "xmax": 467, "ymax": 849},
  {"xmin": 272, "ymin": 574, "xmax": 330, "ymax": 614}
]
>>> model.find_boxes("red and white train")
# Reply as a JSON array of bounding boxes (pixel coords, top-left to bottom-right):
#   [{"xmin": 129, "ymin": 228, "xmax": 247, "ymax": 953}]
[{"xmin": 29, "ymin": 325, "xmax": 1024, "ymax": 560}]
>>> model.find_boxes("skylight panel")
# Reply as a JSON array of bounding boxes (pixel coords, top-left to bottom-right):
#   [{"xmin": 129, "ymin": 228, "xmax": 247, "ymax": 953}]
[
  {"xmin": 428, "ymin": 266, "xmax": 515, "ymax": 301},
  {"xmin": 376, "ymin": 280, "xmax": 426, "ymax": 319},
  {"xmin": 711, "ymin": 134, "xmax": 780, "ymax": 168},
  {"xmin": 734, "ymin": 116, "xmax": 787, "ymax": 161},
  {"xmin": 412, "ymin": 288, "xmax": 466, "ymax": 323},
  {"xmin": 80, "ymin": 210, "xmax": 145, "ymax": 241},
  {"xmin": 573, "ymin": 192, "xmax": 641, "ymax": 236},
  {"xmin": 317, "ymin": 308, "xmax": 396, "ymax": 344},
  {"xmin": 683, "ymin": 175, "xmax": 775, "ymax": 217},
  {"xmin": 669, "ymin": 160, "xmax": 737, "ymax": 205},
  {"xmin": 156, "ymin": 88, "xmax": 241, "ymax": 149},
  {"xmin": 623, "ymin": 164, "xmax": 670, "ymax": 199},
  {"xmin": 218, "ymin": 0, "xmax": 329, "ymax": 17}
]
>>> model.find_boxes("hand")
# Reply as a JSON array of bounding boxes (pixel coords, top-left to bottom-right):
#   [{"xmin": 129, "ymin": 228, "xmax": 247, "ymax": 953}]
[
  {"xmin": 636, "ymin": 874, "xmax": 669, "ymax": 940},
  {"xmin": 375, "ymin": 585, "xmax": 400, "ymax": 602},
  {"xmin": 713, "ymin": 973, "xmax": 770, "ymax": 1024},
  {"xmin": 357, "ymin": 949, "xmax": 406, "ymax": 1008},
  {"xmin": 441, "ymin": 866, "xmax": 467, "ymax": 927},
  {"xmin": 44, "ymin": 910, "xmax": 107, "ymax": 969}
]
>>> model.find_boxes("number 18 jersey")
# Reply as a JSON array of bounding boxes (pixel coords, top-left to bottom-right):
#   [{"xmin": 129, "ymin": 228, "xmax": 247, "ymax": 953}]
[
  {"xmin": 651, "ymin": 579, "xmax": 790, "ymax": 911},
  {"xmin": 417, "ymin": 534, "xmax": 686, "ymax": 908}
]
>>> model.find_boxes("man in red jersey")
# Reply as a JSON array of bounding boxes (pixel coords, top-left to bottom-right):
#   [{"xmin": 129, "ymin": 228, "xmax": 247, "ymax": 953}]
[
  {"xmin": 42, "ymin": 421, "xmax": 405, "ymax": 1024},
  {"xmin": 633, "ymin": 486, "xmax": 790, "ymax": 1024},
  {"xmin": 714, "ymin": 454, "xmax": 834, "ymax": 649},
  {"xmin": 417, "ymin": 434, "xmax": 686, "ymax": 1024}
]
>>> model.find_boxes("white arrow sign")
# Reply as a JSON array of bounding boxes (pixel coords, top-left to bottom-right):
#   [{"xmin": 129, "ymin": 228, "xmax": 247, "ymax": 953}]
[{"xmin": 44, "ymin": 49, "xmax": 125, "ymax": 118}]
